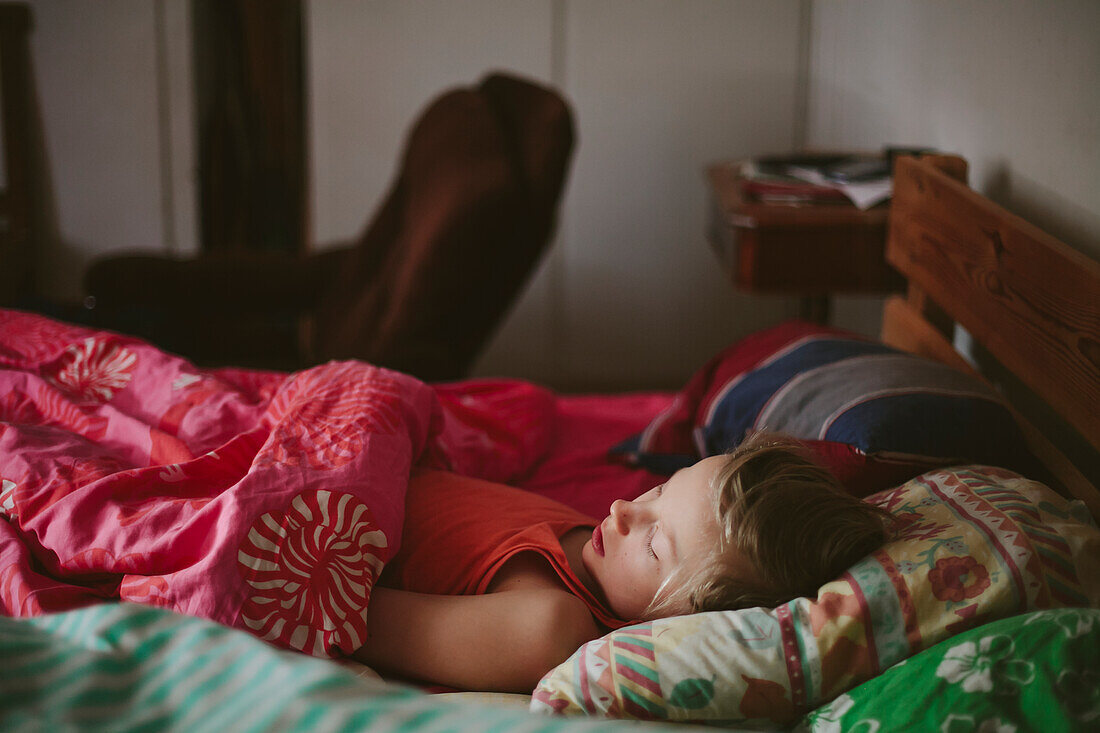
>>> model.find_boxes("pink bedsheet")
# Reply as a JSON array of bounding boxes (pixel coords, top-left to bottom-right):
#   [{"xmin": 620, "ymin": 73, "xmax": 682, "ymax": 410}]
[
  {"xmin": 518, "ymin": 394, "xmax": 671, "ymax": 519},
  {"xmin": 0, "ymin": 309, "xmax": 668, "ymax": 655}
]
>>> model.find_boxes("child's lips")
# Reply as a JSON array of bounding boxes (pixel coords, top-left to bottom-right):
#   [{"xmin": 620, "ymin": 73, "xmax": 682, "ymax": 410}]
[{"xmin": 592, "ymin": 523, "xmax": 605, "ymax": 556}]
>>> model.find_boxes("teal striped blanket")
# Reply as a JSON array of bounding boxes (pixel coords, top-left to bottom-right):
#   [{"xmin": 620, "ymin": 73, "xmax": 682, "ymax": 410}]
[{"xmin": 0, "ymin": 603, "xmax": 694, "ymax": 732}]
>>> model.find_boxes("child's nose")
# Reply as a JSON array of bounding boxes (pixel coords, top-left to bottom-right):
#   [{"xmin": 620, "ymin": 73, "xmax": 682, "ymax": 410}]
[
  {"xmin": 609, "ymin": 499, "xmax": 632, "ymax": 534},
  {"xmin": 609, "ymin": 499, "xmax": 645, "ymax": 535}
]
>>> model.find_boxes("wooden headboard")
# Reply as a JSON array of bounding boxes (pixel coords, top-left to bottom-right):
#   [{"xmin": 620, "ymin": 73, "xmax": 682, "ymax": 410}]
[{"xmin": 881, "ymin": 156, "xmax": 1100, "ymax": 520}]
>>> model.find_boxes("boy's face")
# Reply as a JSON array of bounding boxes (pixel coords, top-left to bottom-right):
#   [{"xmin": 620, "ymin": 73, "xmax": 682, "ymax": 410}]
[{"xmin": 581, "ymin": 455, "xmax": 729, "ymax": 621}]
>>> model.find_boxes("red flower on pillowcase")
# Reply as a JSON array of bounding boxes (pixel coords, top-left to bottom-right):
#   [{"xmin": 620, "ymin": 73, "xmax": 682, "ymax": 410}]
[
  {"xmin": 237, "ymin": 489, "xmax": 388, "ymax": 657},
  {"xmin": 928, "ymin": 556, "xmax": 991, "ymax": 602}
]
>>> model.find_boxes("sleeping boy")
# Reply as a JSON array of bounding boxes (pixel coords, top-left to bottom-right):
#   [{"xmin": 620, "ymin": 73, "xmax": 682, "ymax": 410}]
[{"xmin": 353, "ymin": 432, "xmax": 891, "ymax": 692}]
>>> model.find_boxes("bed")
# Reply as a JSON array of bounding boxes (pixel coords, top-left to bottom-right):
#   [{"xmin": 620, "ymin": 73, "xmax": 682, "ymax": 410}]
[{"xmin": 0, "ymin": 156, "xmax": 1098, "ymax": 731}]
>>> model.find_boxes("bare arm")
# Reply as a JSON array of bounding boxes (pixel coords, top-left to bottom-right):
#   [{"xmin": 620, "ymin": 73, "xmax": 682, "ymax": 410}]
[{"xmin": 352, "ymin": 586, "xmax": 599, "ymax": 693}]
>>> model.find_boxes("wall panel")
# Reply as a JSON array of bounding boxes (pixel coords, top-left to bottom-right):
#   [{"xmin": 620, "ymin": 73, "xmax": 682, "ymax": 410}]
[
  {"xmin": 808, "ymin": 0, "xmax": 1100, "ymax": 262},
  {"xmin": 549, "ymin": 0, "xmax": 804, "ymax": 389},
  {"xmin": 28, "ymin": 0, "xmax": 187, "ymax": 298}
]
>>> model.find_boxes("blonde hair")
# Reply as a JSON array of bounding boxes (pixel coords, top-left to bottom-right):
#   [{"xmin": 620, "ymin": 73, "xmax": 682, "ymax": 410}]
[{"xmin": 644, "ymin": 432, "xmax": 891, "ymax": 618}]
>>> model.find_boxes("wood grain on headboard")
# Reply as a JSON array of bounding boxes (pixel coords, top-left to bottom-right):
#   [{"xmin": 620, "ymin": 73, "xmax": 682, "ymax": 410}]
[{"xmin": 883, "ymin": 156, "xmax": 1100, "ymax": 516}]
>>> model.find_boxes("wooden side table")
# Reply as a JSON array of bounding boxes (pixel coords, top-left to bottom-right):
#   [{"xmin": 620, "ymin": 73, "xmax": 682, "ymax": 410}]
[{"xmin": 706, "ymin": 160, "xmax": 902, "ymax": 323}]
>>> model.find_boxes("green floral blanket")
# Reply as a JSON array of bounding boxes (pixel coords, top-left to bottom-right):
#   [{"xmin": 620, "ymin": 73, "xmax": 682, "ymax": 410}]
[{"xmin": 800, "ymin": 609, "xmax": 1100, "ymax": 732}]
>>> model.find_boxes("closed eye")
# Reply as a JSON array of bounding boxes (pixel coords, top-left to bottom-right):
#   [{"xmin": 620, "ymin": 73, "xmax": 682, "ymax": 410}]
[{"xmin": 645, "ymin": 525, "xmax": 659, "ymax": 560}]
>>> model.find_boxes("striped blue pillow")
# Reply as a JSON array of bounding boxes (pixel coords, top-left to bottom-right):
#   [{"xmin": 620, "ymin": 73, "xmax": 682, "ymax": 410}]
[
  {"xmin": 699, "ymin": 334, "xmax": 1023, "ymax": 466},
  {"xmin": 612, "ymin": 321, "xmax": 1037, "ymax": 491}
]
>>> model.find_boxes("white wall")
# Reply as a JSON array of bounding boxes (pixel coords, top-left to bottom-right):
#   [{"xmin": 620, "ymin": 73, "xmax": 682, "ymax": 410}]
[
  {"xmin": 22, "ymin": 1, "xmax": 1099, "ymax": 390},
  {"xmin": 540, "ymin": 2, "xmax": 807, "ymax": 390},
  {"xmin": 807, "ymin": 0, "xmax": 1100, "ymax": 260},
  {"xmin": 308, "ymin": 0, "xmax": 556, "ymax": 247},
  {"xmin": 307, "ymin": 0, "xmax": 807, "ymax": 390},
  {"xmin": 27, "ymin": 0, "xmax": 197, "ymax": 299}
]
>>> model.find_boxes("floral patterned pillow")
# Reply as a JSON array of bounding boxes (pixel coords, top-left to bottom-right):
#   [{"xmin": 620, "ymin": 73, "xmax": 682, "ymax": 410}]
[
  {"xmin": 798, "ymin": 608, "xmax": 1100, "ymax": 731},
  {"xmin": 530, "ymin": 466, "xmax": 1100, "ymax": 727}
]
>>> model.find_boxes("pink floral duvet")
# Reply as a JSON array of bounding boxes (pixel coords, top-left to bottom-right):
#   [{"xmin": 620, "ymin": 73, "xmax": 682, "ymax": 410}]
[{"xmin": 0, "ymin": 309, "xmax": 558, "ymax": 657}]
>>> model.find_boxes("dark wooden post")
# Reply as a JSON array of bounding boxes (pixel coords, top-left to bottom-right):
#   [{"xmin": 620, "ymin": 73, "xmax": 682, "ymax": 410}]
[
  {"xmin": 192, "ymin": 0, "xmax": 307, "ymax": 255},
  {"xmin": 0, "ymin": 3, "xmax": 35, "ymax": 305}
]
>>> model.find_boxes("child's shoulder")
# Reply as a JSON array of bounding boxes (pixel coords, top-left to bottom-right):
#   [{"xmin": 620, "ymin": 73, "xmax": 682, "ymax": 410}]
[{"xmin": 486, "ymin": 550, "xmax": 575, "ymax": 593}]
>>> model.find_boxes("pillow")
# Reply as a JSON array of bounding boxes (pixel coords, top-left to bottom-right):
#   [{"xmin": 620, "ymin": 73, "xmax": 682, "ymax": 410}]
[
  {"xmin": 530, "ymin": 466, "xmax": 1100, "ymax": 727},
  {"xmin": 610, "ymin": 320, "xmax": 1036, "ymax": 495},
  {"xmin": 798, "ymin": 608, "xmax": 1100, "ymax": 732}
]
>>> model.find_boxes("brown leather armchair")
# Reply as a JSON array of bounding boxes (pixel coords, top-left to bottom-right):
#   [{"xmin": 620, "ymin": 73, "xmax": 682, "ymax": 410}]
[{"xmin": 84, "ymin": 72, "xmax": 575, "ymax": 380}]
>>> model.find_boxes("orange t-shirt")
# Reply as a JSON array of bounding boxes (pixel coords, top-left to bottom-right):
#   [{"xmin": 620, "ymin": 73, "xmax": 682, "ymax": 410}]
[{"xmin": 382, "ymin": 468, "xmax": 629, "ymax": 630}]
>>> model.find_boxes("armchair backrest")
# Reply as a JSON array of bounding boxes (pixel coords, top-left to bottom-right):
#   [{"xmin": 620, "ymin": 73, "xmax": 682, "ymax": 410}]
[{"xmin": 312, "ymin": 72, "xmax": 575, "ymax": 382}]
